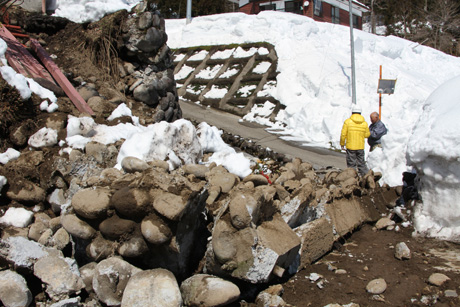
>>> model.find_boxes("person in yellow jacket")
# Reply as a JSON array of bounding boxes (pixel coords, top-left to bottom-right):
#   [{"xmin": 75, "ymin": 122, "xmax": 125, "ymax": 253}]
[{"xmin": 340, "ymin": 105, "xmax": 370, "ymax": 176}]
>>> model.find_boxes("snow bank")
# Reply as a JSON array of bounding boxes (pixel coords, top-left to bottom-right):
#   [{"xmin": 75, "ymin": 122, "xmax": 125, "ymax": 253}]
[
  {"xmin": 407, "ymin": 76, "xmax": 460, "ymax": 243},
  {"xmin": 165, "ymin": 12, "xmax": 460, "ymax": 187}
]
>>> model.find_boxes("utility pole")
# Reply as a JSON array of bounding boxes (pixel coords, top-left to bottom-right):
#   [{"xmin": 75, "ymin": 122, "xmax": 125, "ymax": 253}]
[
  {"xmin": 186, "ymin": 0, "xmax": 192, "ymax": 24},
  {"xmin": 349, "ymin": 0, "xmax": 357, "ymax": 105}
]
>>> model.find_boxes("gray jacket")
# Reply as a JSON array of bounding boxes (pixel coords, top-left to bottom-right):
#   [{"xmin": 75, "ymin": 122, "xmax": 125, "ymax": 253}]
[{"xmin": 368, "ymin": 120, "xmax": 387, "ymax": 147}]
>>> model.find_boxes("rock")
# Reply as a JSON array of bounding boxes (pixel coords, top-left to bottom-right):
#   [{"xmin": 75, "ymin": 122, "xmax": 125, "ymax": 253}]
[
  {"xmin": 28, "ymin": 127, "xmax": 58, "ymax": 148},
  {"xmin": 206, "ymin": 185, "xmax": 221, "ymax": 206},
  {"xmin": 117, "ymin": 235, "xmax": 149, "ymax": 258},
  {"xmin": 180, "ymin": 274, "xmax": 240, "ymax": 307},
  {"xmin": 274, "ymin": 170, "xmax": 296, "ymax": 186},
  {"xmin": 87, "ymin": 96, "xmax": 117, "ymax": 114},
  {"xmin": 428, "ymin": 273, "xmax": 450, "ymax": 286},
  {"xmin": 78, "ymin": 85, "xmax": 99, "ymax": 101},
  {"xmin": 256, "ymin": 292, "xmax": 286, "ymax": 307},
  {"xmin": 141, "ymin": 213, "xmax": 172, "ymax": 244},
  {"xmin": 0, "ymin": 236, "xmax": 62, "ymax": 270},
  {"xmin": 61, "ymin": 214, "xmax": 96, "ymax": 240},
  {"xmin": 375, "ymin": 217, "xmax": 395, "ymax": 230},
  {"xmin": 208, "ymin": 213, "xmax": 301, "ymax": 283},
  {"xmin": 99, "ymin": 215, "xmax": 136, "ymax": 240},
  {"xmin": 152, "ymin": 192, "xmax": 187, "ymax": 221},
  {"xmin": 38, "ymin": 229, "xmax": 53, "ymax": 246},
  {"xmin": 85, "ymin": 141, "xmax": 117, "ymax": 164},
  {"xmin": 182, "ymin": 164, "xmax": 209, "ymax": 179},
  {"xmin": 243, "ymin": 174, "xmax": 269, "ymax": 186},
  {"xmin": 93, "ymin": 257, "xmax": 142, "ymax": 306},
  {"xmin": 10, "ymin": 119, "xmax": 34, "ymax": 147},
  {"xmin": 6, "ymin": 180, "xmax": 46, "ymax": 204},
  {"xmin": 48, "ymin": 188, "xmax": 67, "ymax": 213},
  {"xmin": 0, "ymin": 207, "xmax": 34, "ymax": 228},
  {"xmin": 28, "ymin": 221, "xmax": 48, "ymax": 241},
  {"xmin": 366, "ymin": 278, "xmax": 387, "ymax": 294},
  {"xmin": 149, "ymin": 159, "xmax": 170, "ymax": 171},
  {"xmin": 335, "ymin": 269, "xmax": 347, "ymax": 274},
  {"xmin": 295, "ymin": 217, "xmax": 335, "ymax": 269},
  {"xmin": 51, "ymin": 228, "xmax": 70, "ymax": 250},
  {"xmin": 394, "ymin": 242, "xmax": 411, "ymax": 260},
  {"xmin": 121, "ymin": 156, "xmax": 150, "ymax": 173},
  {"xmin": 80, "ymin": 262, "xmax": 97, "ymax": 293},
  {"xmin": 229, "ymin": 192, "xmax": 258, "ymax": 229},
  {"xmin": 280, "ymin": 183, "xmax": 314, "ymax": 227},
  {"xmin": 207, "ymin": 172, "xmax": 238, "ymax": 193},
  {"xmin": 71, "ymin": 187, "xmax": 112, "ymax": 219},
  {"xmin": 111, "ymin": 187, "xmax": 150, "ymax": 219},
  {"xmin": 86, "ymin": 235, "xmax": 115, "ymax": 261},
  {"xmin": 0, "ymin": 270, "xmax": 33, "ymax": 307},
  {"xmin": 138, "ymin": 12, "xmax": 153, "ymax": 30},
  {"xmin": 133, "ymin": 83, "xmax": 159, "ymax": 105},
  {"xmin": 445, "ymin": 289, "xmax": 458, "ymax": 297},
  {"xmin": 33, "ymin": 255, "xmax": 84, "ymax": 301},
  {"xmin": 121, "ymin": 269, "xmax": 182, "ymax": 307},
  {"xmin": 48, "ymin": 297, "xmax": 81, "ymax": 307}
]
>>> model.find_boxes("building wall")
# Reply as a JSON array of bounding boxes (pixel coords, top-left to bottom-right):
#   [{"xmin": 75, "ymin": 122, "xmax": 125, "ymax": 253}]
[{"xmin": 241, "ymin": 0, "xmax": 364, "ymax": 29}]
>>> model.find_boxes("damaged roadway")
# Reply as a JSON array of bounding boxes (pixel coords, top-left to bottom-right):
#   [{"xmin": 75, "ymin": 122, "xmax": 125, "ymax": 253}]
[{"xmin": 180, "ymin": 99, "xmax": 347, "ymax": 170}]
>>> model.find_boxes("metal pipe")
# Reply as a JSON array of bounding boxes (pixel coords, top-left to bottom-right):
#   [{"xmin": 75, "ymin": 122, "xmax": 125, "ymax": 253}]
[
  {"xmin": 349, "ymin": 0, "xmax": 357, "ymax": 105},
  {"xmin": 186, "ymin": 0, "xmax": 192, "ymax": 24}
]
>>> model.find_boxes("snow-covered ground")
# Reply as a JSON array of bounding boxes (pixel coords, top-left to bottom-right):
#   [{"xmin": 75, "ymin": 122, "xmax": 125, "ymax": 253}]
[{"xmin": 1, "ymin": 4, "xmax": 459, "ymax": 242}]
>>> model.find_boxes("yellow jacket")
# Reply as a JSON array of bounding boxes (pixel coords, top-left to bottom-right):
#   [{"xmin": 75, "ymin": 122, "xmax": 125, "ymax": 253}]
[{"xmin": 340, "ymin": 114, "xmax": 370, "ymax": 150}]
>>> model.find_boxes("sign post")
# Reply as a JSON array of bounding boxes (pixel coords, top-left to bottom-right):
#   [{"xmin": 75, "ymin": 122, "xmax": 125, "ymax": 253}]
[{"xmin": 377, "ymin": 65, "xmax": 397, "ymax": 120}]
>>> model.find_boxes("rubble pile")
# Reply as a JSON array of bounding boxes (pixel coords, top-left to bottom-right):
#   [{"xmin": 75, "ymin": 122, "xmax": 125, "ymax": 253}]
[{"xmin": 0, "ymin": 125, "xmax": 396, "ymax": 306}]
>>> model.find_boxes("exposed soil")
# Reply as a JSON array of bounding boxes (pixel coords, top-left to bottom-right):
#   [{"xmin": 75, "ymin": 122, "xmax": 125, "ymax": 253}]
[
  {"xmin": 1, "ymin": 8, "xmax": 459, "ymax": 307},
  {"xmin": 281, "ymin": 222, "xmax": 460, "ymax": 306}
]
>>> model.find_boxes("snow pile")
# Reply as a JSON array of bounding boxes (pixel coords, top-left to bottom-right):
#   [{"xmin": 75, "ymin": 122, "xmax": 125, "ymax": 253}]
[
  {"xmin": 54, "ymin": 0, "xmax": 140, "ymax": 23},
  {"xmin": 407, "ymin": 76, "xmax": 460, "ymax": 242}
]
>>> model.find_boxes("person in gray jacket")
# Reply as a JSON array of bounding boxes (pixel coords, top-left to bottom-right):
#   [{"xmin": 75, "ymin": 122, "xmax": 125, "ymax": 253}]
[{"xmin": 368, "ymin": 112, "xmax": 387, "ymax": 151}]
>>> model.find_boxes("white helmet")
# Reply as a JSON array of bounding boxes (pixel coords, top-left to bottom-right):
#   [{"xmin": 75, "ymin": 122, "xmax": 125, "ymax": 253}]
[{"xmin": 352, "ymin": 105, "xmax": 362, "ymax": 113}]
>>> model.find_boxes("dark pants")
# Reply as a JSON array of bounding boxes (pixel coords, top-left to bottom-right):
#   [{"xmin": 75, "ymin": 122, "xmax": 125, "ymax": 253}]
[{"xmin": 346, "ymin": 149, "xmax": 368, "ymax": 176}]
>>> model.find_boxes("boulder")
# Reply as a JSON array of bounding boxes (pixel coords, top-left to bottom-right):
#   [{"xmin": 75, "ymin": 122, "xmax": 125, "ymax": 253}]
[
  {"xmin": 86, "ymin": 235, "xmax": 115, "ymax": 261},
  {"xmin": 99, "ymin": 215, "xmax": 136, "ymax": 240},
  {"xmin": 295, "ymin": 217, "xmax": 335, "ymax": 269},
  {"xmin": 71, "ymin": 187, "xmax": 112, "ymax": 219},
  {"xmin": 152, "ymin": 192, "xmax": 187, "ymax": 221},
  {"xmin": 0, "ymin": 270, "xmax": 32, "ymax": 307},
  {"xmin": 180, "ymin": 274, "xmax": 240, "ymax": 307},
  {"xmin": 141, "ymin": 213, "xmax": 172, "ymax": 244},
  {"xmin": 0, "ymin": 236, "xmax": 62, "ymax": 271},
  {"xmin": 229, "ymin": 192, "xmax": 258, "ymax": 229},
  {"xmin": 111, "ymin": 187, "xmax": 150, "ymax": 219},
  {"xmin": 61, "ymin": 214, "xmax": 96, "ymax": 240},
  {"xmin": 93, "ymin": 257, "xmax": 142, "ymax": 306},
  {"xmin": 33, "ymin": 255, "xmax": 84, "ymax": 301},
  {"xmin": 121, "ymin": 269, "xmax": 182, "ymax": 307},
  {"xmin": 6, "ymin": 180, "xmax": 46, "ymax": 204},
  {"xmin": 121, "ymin": 156, "xmax": 150, "ymax": 173}
]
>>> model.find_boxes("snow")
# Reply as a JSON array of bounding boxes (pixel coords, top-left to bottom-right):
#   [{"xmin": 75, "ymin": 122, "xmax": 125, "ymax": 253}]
[
  {"xmin": 53, "ymin": 0, "xmax": 140, "ymax": 23},
  {"xmin": 252, "ymin": 61, "xmax": 272, "ymax": 74},
  {"xmin": 0, "ymin": 3, "xmax": 458, "ymax": 241},
  {"xmin": 0, "ymin": 148, "xmax": 20, "ymax": 164},
  {"xmin": 0, "ymin": 176, "xmax": 7, "ymax": 195},
  {"xmin": 407, "ymin": 76, "xmax": 460, "ymax": 242},
  {"xmin": 0, "ymin": 207, "xmax": 34, "ymax": 228}
]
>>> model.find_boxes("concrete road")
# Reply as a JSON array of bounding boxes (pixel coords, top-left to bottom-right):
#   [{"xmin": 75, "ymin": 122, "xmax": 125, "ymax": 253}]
[{"xmin": 180, "ymin": 100, "xmax": 347, "ymax": 170}]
